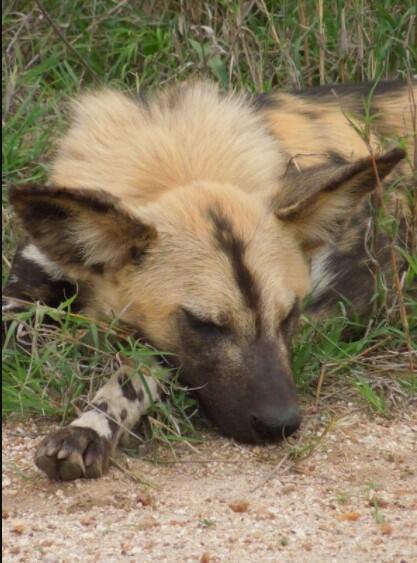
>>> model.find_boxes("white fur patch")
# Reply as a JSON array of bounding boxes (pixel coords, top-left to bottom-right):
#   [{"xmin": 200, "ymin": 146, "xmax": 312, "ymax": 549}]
[
  {"xmin": 310, "ymin": 247, "xmax": 337, "ymax": 298},
  {"xmin": 70, "ymin": 411, "xmax": 112, "ymax": 439},
  {"xmin": 21, "ymin": 244, "xmax": 66, "ymax": 281},
  {"xmin": 81, "ymin": 369, "xmax": 162, "ymax": 443},
  {"xmin": 140, "ymin": 375, "xmax": 160, "ymax": 408}
]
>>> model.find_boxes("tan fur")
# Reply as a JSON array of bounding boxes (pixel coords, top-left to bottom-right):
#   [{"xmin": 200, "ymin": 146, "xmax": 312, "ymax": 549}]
[
  {"xmin": 80, "ymin": 181, "xmax": 309, "ymax": 350},
  {"xmin": 51, "ymin": 83, "xmax": 285, "ymax": 202},
  {"xmin": 260, "ymin": 83, "xmax": 416, "ymax": 169},
  {"xmin": 261, "ymin": 93, "xmax": 380, "ymax": 167}
]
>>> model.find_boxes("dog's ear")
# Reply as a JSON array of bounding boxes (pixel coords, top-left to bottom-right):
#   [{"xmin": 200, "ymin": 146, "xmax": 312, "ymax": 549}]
[
  {"xmin": 274, "ymin": 148, "xmax": 405, "ymax": 251},
  {"xmin": 9, "ymin": 185, "xmax": 157, "ymax": 278}
]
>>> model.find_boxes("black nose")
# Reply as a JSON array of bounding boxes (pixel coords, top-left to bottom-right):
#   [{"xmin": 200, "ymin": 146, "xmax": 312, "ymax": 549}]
[{"xmin": 251, "ymin": 408, "xmax": 301, "ymax": 441}]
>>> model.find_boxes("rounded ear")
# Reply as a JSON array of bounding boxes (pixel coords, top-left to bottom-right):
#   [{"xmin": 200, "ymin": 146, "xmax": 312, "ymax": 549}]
[
  {"xmin": 274, "ymin": 148, "xmax": 405, "ymax": 250},
  {"xmin": 9, "ymin": 184, "xmax": 157, "ymax": 277}
]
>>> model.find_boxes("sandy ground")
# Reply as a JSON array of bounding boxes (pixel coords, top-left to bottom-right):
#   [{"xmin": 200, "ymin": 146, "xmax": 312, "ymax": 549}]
[{"xmin": 2, "ymin": 408, "xmax": 417, "ymax": 563}]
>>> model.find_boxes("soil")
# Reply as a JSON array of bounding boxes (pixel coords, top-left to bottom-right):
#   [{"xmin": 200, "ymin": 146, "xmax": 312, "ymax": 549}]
[{"xmin": 2, "ymin": 407, "xmax": 417, "ymax": 563}]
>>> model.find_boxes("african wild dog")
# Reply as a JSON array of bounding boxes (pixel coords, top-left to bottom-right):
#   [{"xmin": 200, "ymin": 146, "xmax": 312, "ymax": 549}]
[{"xmin": 3, "ymin": 79, "xmax": 415, "ymax": 481}]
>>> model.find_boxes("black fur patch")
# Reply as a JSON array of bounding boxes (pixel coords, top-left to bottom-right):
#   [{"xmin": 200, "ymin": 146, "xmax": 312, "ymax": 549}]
[
  {"xmin": 92, "ymin": 401, "xmax": 108, "ymax": 413},
  {"xmin": 129, "ymin": 245, "xmax": 146, "ymax": 266},
  {"xmin": 20, "ymin": 200, "xmax": 71, "ymax": 224},
  {"xmin": 306, "ymin": 201, "xmax": 394, "ymax": 324},
  {"xmin": 328, "ymin": 151, "xmax": 349, "ymax": 166},
  {"xmin": 301, "ymin": 110, "xmax": 320, "ymax": 119},
  {"xmin": 323, "ymin": 149, "xmax": 405, "ymax": 195},
  {"xmin": 118, "ymin": 373, "xmax": 138, "ymax": 401},
  {"xmin": 295, "ymin": 80, "xmax": 409, "ymax": 119},
  {"xmin": 2, "ymin": 245, "xmax": 80, "ymax": 310},
  {"xmin": 137, "ymin": 389, "xmax": 144, "ymax": 402},
  {"xmin": 9, "ymin": 186, "xmax": 126, "ymax": 232},
  {"xmin": 107, "ymin": 416, "xmax": 120, "ymax": 437},
  {"xmin": 11, "ymin": 184, "xmax": 119, "ymax": 214},
  {"xmin": 9, "ymin": 184, "xmax": 157, "ymax": 272},
  {"xmin": 207, "ymin": 207, "xmax": 262, "ymax": 335},
  {"xmin": 90, "ymin": 263, "xmax": 105, "ymax": 275},
  {"xmin": 251, "ymin": 93, "xmax": 277, "ymax": 111},
  {"xmin": 56, "ymin": 240, "xmax": 85, "ymax": 264},
  {"xmin": 295, "ymin": 80, "xmax": 405, "ymax": 99}
]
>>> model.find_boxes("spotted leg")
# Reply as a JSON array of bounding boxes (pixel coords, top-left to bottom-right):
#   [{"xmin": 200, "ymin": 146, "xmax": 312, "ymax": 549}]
[
  {"xmin": 3, "ymin": 244, "xmax": 162, "ymax": 481},
  {"xmin": 35, "ymin": 366, "xmax": 161, "ymax": 480}
]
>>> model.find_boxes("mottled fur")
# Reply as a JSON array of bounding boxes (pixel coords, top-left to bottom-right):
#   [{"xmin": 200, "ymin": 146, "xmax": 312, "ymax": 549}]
[{"xmin": 3, "ymin": 79, "xmax": 415, "ymax": 480}]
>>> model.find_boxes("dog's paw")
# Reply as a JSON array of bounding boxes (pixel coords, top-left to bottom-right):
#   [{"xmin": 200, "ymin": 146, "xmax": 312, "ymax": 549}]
[{"xmin": 35, "ymin": 426, "xmax": 111, "ymax": 481}]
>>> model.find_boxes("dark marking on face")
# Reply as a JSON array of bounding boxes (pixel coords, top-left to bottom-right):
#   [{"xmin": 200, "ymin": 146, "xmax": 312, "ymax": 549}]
[
  {"xmin": 137, "ymin": 388, "xmax": 144, "ymax": 402},
  {"xmin": 207, "ymin": 206, "xmax": 262, "ymax": 335},
  {"xmin": 181, "ymin": 308, "xmax": 229, "ymax": 342},
  {"xmin": 120, "ymin": 408, "xmax": 127, "ymax": 421},
  {"xmin": 130, "ymin": 245, "xmax": 145, "ymax": 266},
  {"xmin": 118, "ymin": 373, "xmax": 138, "ymax": 401},
  {"xmin": 90, "ymin": 263, "xmax": 105, "ymax": 275}
]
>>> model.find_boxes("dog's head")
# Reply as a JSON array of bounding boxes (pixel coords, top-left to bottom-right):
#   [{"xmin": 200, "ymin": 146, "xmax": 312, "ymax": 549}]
[{"xmin": 10, "ymin": 147, "xmax": 404, "ymax": 442}]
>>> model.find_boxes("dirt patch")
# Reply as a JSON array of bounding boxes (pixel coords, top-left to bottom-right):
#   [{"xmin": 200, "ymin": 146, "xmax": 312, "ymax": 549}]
[{"xmin": 2, "ymin": 409, "xmax": 417, "ymax": 562}]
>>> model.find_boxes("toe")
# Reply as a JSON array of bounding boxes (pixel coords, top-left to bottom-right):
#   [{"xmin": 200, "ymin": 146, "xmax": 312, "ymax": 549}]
[
  {"xmin": 84, "ymin": 437, "xmax": 110, "ymax": 479},
  {"xmin": 35, "ymin": 452, "xmax": 59, "ymax": 480},
  {"xmin": 58, "ymin": 452, "xmax": 86, "ymax": 481}
]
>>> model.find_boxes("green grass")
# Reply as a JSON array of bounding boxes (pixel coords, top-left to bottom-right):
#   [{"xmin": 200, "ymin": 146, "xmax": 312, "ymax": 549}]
[
  {"xmin": 2, "ymin": 1, "xmax": 416, "ymax": 439},
  {"xmin": 2, "ymin": 301, "xmax": 202, "ymax": 447}
]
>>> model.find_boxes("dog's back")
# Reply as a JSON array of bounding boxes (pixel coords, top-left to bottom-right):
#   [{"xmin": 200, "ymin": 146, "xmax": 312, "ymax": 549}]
[
  {"xmin": 257, "ymin": 80, "xmax": 416, "ymax": 168},
  {"xmin": 256, "ymin": 80, "xmax": 416, "ymax": 320}
]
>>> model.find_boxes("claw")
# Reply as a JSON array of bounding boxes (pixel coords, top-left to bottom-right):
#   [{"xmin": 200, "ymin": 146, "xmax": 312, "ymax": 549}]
[{"xmin": 34, "ymin": 426, "xmax": 111, "ymax": 481}]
